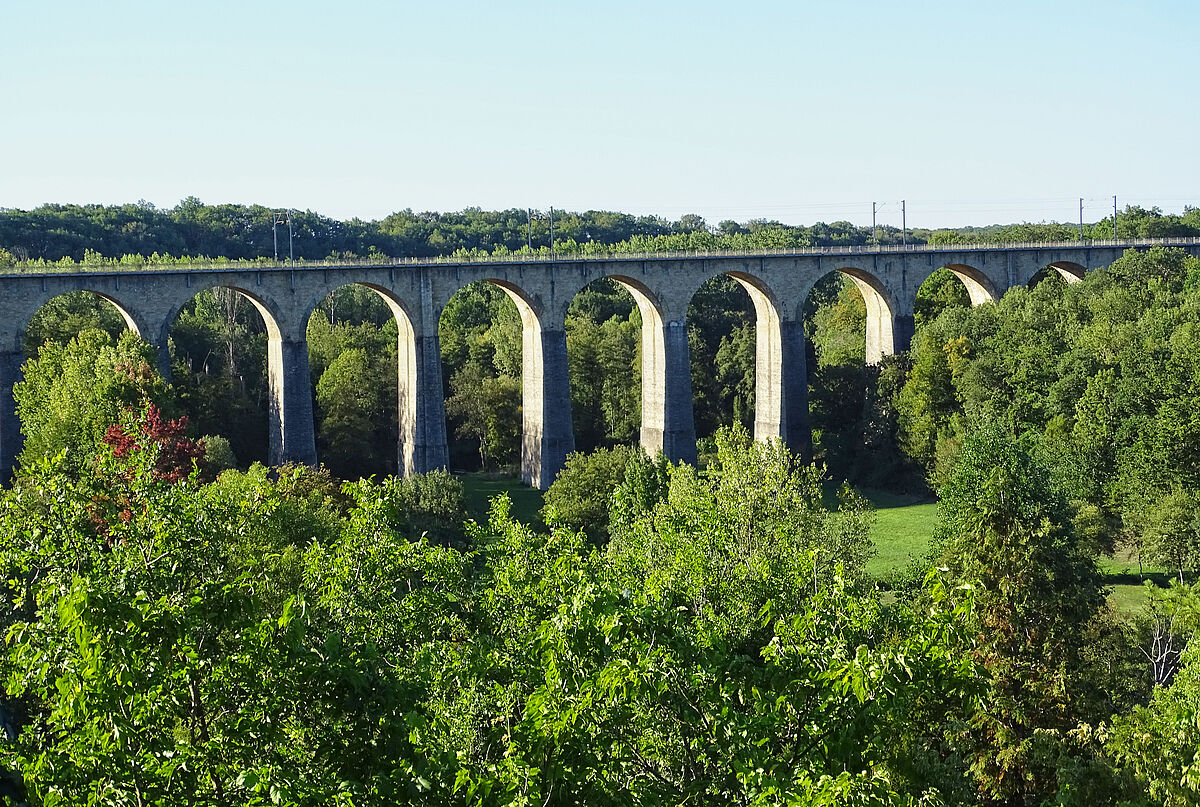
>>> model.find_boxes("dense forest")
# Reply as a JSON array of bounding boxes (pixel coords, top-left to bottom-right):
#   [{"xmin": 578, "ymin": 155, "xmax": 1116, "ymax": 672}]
[
  {"xmin": 4, "ymin": 199, "xmax": 1199, "ymax": 268},
  {"xmin": 0, "ymin": 201, "xmax": 1199, "ymax": 804}
]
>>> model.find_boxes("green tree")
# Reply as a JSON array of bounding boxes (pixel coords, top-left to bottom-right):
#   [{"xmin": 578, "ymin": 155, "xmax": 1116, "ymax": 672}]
[
  {"xmin": 315, "ymin": 347, "xmax": 389, "ymax": 478},
  {"xmin": 687, "ymin": 276, "xmax": 756, "ymax": 437},
  {"xmin": 1105, "ymin": 580, "xmax": 1200, "ymax": 805},
  {"xmin": 13, "ymin": 328, "xmax": 175, "ymax": 475},
  {"xmin": 445, "ymin": 360, "xmax": 521, "ymax": 469},
  {"xmin": 540, "ymin": 445, "xmax": 636, "ymax": 542},
  {"xmin": 24, "ymin": 292, "xmax": 130, "ymax": 355},
  {"xmin": 0, "ymin": 443, "xmax": 343, "ymax": 802},
  {"xmin": 934, "ymin": 425, "xmax": 1108, "ymax": 805},
  {"xmin": 607, "ymin": 425, "xmax": 874, "ymax": 646},
  {"xmin": 914, "ymin": 268, "xmax": 972, "ymax": 330},
  {"xmin": 1136, "ymin": 490, "xmax": 1200, "ymax": 584},
  {"xmin": 810, "ymin": 276, "xmax": 866, "ymax": 368},
  {"xmin": 450, "ymin": 430, "xmax": 978, "ymax": 806}
]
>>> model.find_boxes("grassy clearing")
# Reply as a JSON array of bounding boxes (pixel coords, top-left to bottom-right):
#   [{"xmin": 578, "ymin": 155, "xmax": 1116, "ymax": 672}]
[
  {"xmin": 1098, "ymin": 543, "xmax": 1172, "ymax": 614},
  {"xmin": 868, "ymin": 505, "xmax": 938, "ymax": 577},
  {"xmin": 847, "ymin": 488, "xmax": 1164, "ymax": 616},
  {"xmin": 459, "ymin": 472, "xmax": 545, "ymax": 528},
  {"xmin": 1109, "ymin": 584, "xmax": 1153, "ymax": 615},
  {"xmin": 852, "ymin": 489, "xmax": 938, "ymax": 578},
  {"xmin": 822, "ymin": 483, "xmax": 939, "ymax": 578}
]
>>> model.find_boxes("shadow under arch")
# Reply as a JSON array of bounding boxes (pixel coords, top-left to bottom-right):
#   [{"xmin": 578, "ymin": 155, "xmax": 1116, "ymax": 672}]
[
  {"xmin": 943, "ymin": 264, "xmax": 999, "ymax": 306},
  {"xmin": 833, "ymin": 266, "xmax": 900, "ymax": 364},
  {"xmin": 482, "ymin": 277, "xmax": 573, "ymax": 489}
]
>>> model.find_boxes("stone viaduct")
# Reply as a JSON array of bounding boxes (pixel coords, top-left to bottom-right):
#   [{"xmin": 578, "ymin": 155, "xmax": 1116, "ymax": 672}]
[{"xmin": 1, "ymin": 238, "xmax": 1196, "ymax": 488}]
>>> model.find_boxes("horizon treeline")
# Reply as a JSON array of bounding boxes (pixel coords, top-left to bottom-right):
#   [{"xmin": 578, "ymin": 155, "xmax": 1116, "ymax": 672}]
[{"xmin": 2, "ymin": 197, "xmax": 1199, "ymax": 265}]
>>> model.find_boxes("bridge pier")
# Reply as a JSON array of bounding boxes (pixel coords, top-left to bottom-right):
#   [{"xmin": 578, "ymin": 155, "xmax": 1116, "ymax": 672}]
[
  {"xmin": 752, "ymin": 318, "xmax": 810, "ymax": 458},
  {"xmin": 401, "ymin": 333, "xmax": 449, "ymax": 475},
  {"xmin": 892, "ymin": 313, "xmax": 916, "ymax": 355},
  {"xmin": 267, "ymin": 337, "xmax": 317, "ymax": 467},
  {"xmin": 0, "ymin": 350, "xmax": 23, "ymax": 482},
  {"xmin": 640, "ymin": 319, "xmax": 697, "ymax": 466},
  {"xmin": 156, "ymin": 342, "xmax": 173, "ymax": 382},
  {"xmin": 521, "ymin": 327, "xmax": 574, "ymax": 490}
]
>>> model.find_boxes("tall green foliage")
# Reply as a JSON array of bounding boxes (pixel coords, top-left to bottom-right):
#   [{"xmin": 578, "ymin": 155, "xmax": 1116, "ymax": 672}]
[
  {"xmin": 1108, "ymin": 583, "xmax": 1200, "ymax": 806},
  {"xmin": 14, "ymin": 329, "xmax": 175, "ymax": 475},
  {"xmin": 565, "ymin": 279, "xmax": 641, "ymax": 450},
  {"xmin": 933, "ymin": 426, "xmax": 1111, "ymax": 805},
  {"xmin": 688, "ymin": 276, "xmax": 756, "ymax": 437}
]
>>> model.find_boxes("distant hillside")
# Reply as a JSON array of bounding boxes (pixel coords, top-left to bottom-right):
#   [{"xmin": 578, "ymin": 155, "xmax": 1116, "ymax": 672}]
[{"xmin": 1, "ymin": 198, "xmax": 1196, "ymax": 266}]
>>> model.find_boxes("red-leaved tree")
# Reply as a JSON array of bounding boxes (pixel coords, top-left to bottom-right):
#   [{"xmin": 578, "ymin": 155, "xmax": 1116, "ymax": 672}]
[{"xmin": 102, "ymin": 404, "xmax": 206, "ymax": 483}]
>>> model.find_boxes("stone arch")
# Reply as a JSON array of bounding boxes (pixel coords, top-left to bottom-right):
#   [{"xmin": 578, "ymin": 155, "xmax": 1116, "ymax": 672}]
[
  {"xmin": 943, "ymin": 264, "xmax": 998, "ymax": 306},
  {"xmin": 486, "ymin": 278, "xmax": 544, "ymax": 330},
  {"xmin": 87, "ymin": 291, "xmax": 141, "ymax": 335},
  {"xmin": 164, "ymin": 284, "xmax": 313, "ymax": 468},
  {"xmin": 160, "ymin": 284, "xmax": 283, "ymax": 346},
  {"xmin": 473, "ymin": 277, "xmax": 572, "ymax": 489},
  {"xmin": 831, "ymin": 266, "xmax": 900, "ymax": 364},
  {"xmin": 304, "ymin": 282, "xmax": 447, "ymax": 477},
  {"xmin": 1048, "ymin": 261, "xmax": 1086, "ymax": 283},
  {"xmin": 0, "ymin": 290, "xmax": 155, "ymax": 481},
  {"xmin": 724, "ymin": 271, "xmax": 791, "ymax": 446},
  {"xmin": 22, "ymin": 289, "xmax": 148, "ymax": 351},
  {"xmin": 600, "ymin": 274, "xmax": 693, "ymax": 461},
  {"xmin": 1024, "ymin": 261, "xmax": 1087, "ymax": 288}
]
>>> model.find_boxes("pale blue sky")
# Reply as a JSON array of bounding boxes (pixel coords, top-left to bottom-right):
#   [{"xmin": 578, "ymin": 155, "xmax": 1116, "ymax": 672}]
[{"xmin": 3, "ymin": 0, "xmax": 1196, "ymax": 227}]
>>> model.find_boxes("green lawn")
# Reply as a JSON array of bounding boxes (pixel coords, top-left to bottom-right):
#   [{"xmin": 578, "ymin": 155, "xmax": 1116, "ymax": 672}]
[
  {"xmin": 848, "ymin": 487, "xmax": 1164, "ymax": 616},
  {"xmin": 821, "ymin": 484, "xmax": 939, "ymax": 578},
  {"xmin": 1098, "ymin": 543, "xmax": 1173, "ymax": 614},
  {"xmin": 864, "ymin": 492, "xmax": 938, "ymax": 578},
  {"xmin": 459, "ymin": 472, "xmax": 545, "ymax": 527}
]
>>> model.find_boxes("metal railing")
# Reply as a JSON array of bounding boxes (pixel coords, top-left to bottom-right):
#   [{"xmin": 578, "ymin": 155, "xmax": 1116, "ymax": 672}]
[{"xmin": 2, "ymin": 236, "xmax": 1197, "ymax": 276}]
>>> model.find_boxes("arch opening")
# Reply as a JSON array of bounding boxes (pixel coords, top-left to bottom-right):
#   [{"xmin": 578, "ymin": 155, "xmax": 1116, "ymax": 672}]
[
  {"xmin": 24, "ymin": 290, "xmax": 140, "ymax": 357},
  {"xmin": 167, "ymin": 286, "xmax": 278, "ymax": 468},
  {"xmin": 1048, "ymin": 261, "xmax": 1086, "ymax": 283},
  {"xmin": 802, "ymin": 267, "xmax": 897, "ymax": 367},
  {"xmin": 1028, "ymin": 262, "xmax": 1085, "ymax": 289},
  {"xmin": 802, "ymin": 269, "xmax": 882, "ymax": 481},
  {"xmin": 943, "ymin": 264, "xmax": 998, "ymax": 306},
  {"xmin": 304, "ymin": 283, "xmax": 405, "ymax": 479},
  {"xmin": 913, "ymin": 266, "xmax": 981, "ymax": 331},
  {"xmin": 563, "ymin": 277, "xmax": 642, "ymax": 453},
  {"xmin": 10, "ymin": 291, "xmax": 157, "ymax": 478},
  {"xmin": 833, "ymin": 267, "xmax": 897, "ymax": 365},
  {"xmin": 437, "ymin": 280, "xmax": 524, "ymax": 474},
  {"xmin": 686, "ymin": 274, "xmax": 756, "ymax": 443}
]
